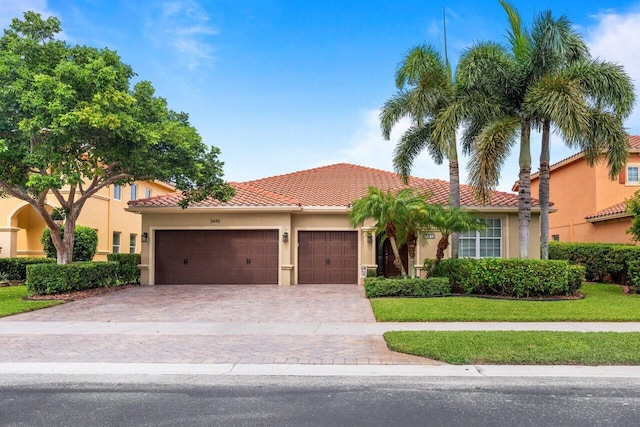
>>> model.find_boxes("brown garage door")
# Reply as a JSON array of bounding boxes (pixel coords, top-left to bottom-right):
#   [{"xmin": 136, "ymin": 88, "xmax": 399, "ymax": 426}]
[
  {"xmin": 298, "ymin": 231, "xmax": 358, "ymax": 284},
  {"xmin": 155, "ymin": 230, "xmax": 279, "ymax": 284}
]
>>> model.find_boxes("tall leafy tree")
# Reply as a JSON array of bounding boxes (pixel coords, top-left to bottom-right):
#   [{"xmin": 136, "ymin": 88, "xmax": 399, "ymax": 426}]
[
  {"xmin": 0, "ymin": 12, "xmax": 234, "ymax": 264},
  {"xmin": 350, "ymin": 187, "xmax": 427, "ymax": 279},
  {"xmin": 379, "ymin": 44, "xmax": 462, "ymax": 258}
]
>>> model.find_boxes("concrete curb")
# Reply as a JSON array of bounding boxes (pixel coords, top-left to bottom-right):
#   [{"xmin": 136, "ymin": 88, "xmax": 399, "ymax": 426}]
[{"xmin": 2, "ymin": 362, "xmax": 640, "ymax": 378}]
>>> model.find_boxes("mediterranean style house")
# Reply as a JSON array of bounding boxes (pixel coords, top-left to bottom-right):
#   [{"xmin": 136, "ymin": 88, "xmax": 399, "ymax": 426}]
[
  {"xmin": 128, "ymin": 163, "xmax": 542, "ymax": 286},
  {"xmin": 529, "ymin": 135, "xmax": 640, "ymax": 244},
  {"xmin": 0, "ymin": 180, "xmax": 176, "ymax": 260}
]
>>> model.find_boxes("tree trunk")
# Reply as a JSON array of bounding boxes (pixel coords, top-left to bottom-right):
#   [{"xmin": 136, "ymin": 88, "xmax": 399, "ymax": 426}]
[
  {"xmin": 385, "ymin": 222, "xmax": 407, "ymax": 278},
  {"xmin": 407, "ymin": 232, "xmax": 417, "ymax": 279},
  {"xmin": 434, "ymin": 236, "xmax": 450, "ymax": 267},
  {"xmin": 539, "ymin": 120, "xmax": 551, "ymax": 260},
  {"xmin": 55, "ymin": 214, "xmax": 76, "ymax": 264},
  {"xmin": 518, "ymin": 121, "xmax": 532, "ymax": 259},
  {"xmin": 449, "ymin": 160, "xmax": 461, "ymax": 259}
]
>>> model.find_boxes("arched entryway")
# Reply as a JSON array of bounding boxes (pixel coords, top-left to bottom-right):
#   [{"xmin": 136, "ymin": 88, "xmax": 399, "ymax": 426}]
[{"xmin": 7, "ymin": 203, "xmax": 50, "ymax": 257}]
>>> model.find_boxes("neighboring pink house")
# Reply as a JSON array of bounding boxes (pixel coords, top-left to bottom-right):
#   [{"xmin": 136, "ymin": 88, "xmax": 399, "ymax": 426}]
[{"xmin": 529, "ymin": 135, "xmax": 640, "ymax": 244}]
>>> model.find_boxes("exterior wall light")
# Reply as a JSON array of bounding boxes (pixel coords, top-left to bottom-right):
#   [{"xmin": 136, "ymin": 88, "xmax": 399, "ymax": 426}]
[
  {"xmin": 366, "ymin": 233, "xmax": 373, "ymax": 244},
  {"xmin": 141, "ymin": 232, "xmax": 148, "ymax": 243},
  {"xmin": 283, "ymin": 231, "xmax": 289, "ymax": 243}
]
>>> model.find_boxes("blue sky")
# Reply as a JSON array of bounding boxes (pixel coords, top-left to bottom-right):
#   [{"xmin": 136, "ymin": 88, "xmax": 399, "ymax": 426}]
[{"xmin": 2, "ymin": 0, "xmax": 640, "ymax": 192}]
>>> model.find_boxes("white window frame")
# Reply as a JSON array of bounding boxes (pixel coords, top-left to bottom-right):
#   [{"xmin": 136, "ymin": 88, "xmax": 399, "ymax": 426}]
[
  {"xmin": 113, "ymin": 185, "xmax": 121, "ymax": 201},
  {"xmin": 129, "ymin": 233, "xmax": 137, "ymax": 254},
  {"xmin": 112, "ymin": 232, "xmax": 121, "ymax": 254},
  {"xmin": 145, "ymin": 187, "xmax": 152, "ymax": 198},
  {"xmin": 459, "ymin": 218, "xmax": 502, "ymax": 259},
  {"xmin": 627, "ymin": 165, "xmax": 640, "ymax": 185},
  {"xmin": 130, "ymin": 184, "xmax": 138, "ymax": 200}
]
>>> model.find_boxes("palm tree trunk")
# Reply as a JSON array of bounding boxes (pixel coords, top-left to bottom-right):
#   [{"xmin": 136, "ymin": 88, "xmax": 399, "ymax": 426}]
[
  {"xmin": 449, "ymin": 159, "xmax": 461, "ymax": 259},
  {"xmin": 434, "ymin": 236, "xmax": 450, "ymax": 267},
  {"xmin": 539, "ymin": 120, "xmax": 551, "ymax": 260},
  {"xmin": 407, "ymin": 232, "xmax": 417, "ymax": 278},
  {"xmin": 389, "ymin": 236, "xmax": 408, "ymax": 278},
  {"xmin": 518, "ymin": 120, "xmax": 532, "ymax": 259}
]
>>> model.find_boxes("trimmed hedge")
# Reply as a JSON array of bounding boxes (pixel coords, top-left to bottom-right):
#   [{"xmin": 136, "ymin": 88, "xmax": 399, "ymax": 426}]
[
  {"xmin": 41, "ymin": 226, "xmax": 98, "ymax": 262},
  {"xmin": 0, "ymin": 258, "xmax": 56, "ymax": 281},
  {"xmin": 107, "ymin": 253, "xmax": 141, "ymax": 284},
  {"xmin": 364, "ymin": 277, "xmax": 451, "ymax": 298},
  {"xmin": 26, "ymin": 261, "xmax": 120, "ymax": 295},
  {"xmin": 629, "ymin": 261, "xmax": 640, "ymax": 294},
  {"xmin": 549, "ymin": 241, "xmax": 640, "ymax": 284},
  {"xmin": 432, "ymin": 258, "xmax": 584, "ymax": 298}
]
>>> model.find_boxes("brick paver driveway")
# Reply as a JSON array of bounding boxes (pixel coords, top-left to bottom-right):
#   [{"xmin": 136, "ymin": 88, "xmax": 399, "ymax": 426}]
[{"xmin": 0, "ymin": 285, "xmax": 433, "ymax": 365}]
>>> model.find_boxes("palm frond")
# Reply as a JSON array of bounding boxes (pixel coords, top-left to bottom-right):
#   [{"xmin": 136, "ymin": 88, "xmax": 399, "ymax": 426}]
[
  {"xmin": 499, "ymin": 0, "xmax": 531, "ymax": 62},
  {"xmin": 379, "ymin": 90, "xmax": 413, "ymax": 140},
  {"xmin": 468, "ymin": 116, "xmax": 520, "ymax": 204},
  {"xmin": 563, "ymin": 60, "xmax": 635, "ymax": 119},
  {"xmin": 524, "ymin": 74, "xmax": 590, "ymax": 142},
  {"xmin": 395, "ymin": 44, "xmax": 449, "ymax": 89},
  {"xmin": 393, "ymin": 123, "xmax": 443, "ymax": 183},
  {"xmin": 575, "ymin": 110, "xmax": 629, "ymax": 178}
]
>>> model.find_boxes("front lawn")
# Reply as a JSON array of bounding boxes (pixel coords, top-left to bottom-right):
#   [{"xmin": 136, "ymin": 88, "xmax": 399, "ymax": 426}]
[
  {"xmin": 371, "ymin": 284, "xmax": 640, "ymax": 322},
  {"xmin": 0, "ymin": 286, "xmax": 62, "ymax": 317},
  {"xmin": 384, "ymin": 331, "xmax": 640, "ymax": 365}
]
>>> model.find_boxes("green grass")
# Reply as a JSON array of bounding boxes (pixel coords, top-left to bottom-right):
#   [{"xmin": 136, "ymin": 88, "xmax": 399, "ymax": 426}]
[
  {"xmin": 0, "ymin": 286, "xmax": 62, "ymax": 317},
  {"xmin": 384, "ymin": 331, "xmax": 640, "ymax": 365},
  {"xmin": 371, "ymin": 284, "xmax": 640, "ymax": 322}
]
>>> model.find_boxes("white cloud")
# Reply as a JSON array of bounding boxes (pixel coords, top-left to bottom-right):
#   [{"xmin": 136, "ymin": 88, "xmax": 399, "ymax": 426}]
[
  {"xmin": 144, "ymin": 0, "xmax": 219, "ymax": 69},
  {"xmin": 0, "ymin": 0, "xmax": 53, "ymax": 30},
  {"xmin": 586, "ymin": 10, "xmax": 640, "ymax": 133},
  {"xmin": 320, "ymin": 109, "xmax": 453, "ymax": 182}
]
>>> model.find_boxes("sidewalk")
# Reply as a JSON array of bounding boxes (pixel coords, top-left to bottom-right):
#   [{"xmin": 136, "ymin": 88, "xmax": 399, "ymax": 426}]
[{"xmin": 2, "ymin": 320, "xmax": 640, "ymax": 377}]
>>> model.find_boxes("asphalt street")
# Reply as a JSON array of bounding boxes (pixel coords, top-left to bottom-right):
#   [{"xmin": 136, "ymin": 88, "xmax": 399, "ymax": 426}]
[{"xmin": 1, "ymin": 375, "xmax": 639, "ymax": 427}]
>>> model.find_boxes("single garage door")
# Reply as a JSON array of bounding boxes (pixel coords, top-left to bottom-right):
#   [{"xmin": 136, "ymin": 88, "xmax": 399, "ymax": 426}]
[
  {"xmin": 155, "ymin": 230, "xmax": 279, "ymax": 284},
  {"xmin": 298, "ymin": 231, "xmax": 358, "ymax": 284}
]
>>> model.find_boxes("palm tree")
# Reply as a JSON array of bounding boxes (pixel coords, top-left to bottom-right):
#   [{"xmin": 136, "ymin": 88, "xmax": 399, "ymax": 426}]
[
  {"xmin": 433, "ymin": 1, "xmax": 634, "ymax": 259},
  {"xmin": 425, "ymin": 205, "xmax": 485, "ymax": 268},
  {"xmin": 349, "ymin": 187, "xmax": 427, "ymax": 279},
  {"xmin": 526, "ymin": 12, "xmax": 635, "ymax": 259},
  {"xmin": 379, "ymin": 44, "xmax": 462, "ymax": 258}
]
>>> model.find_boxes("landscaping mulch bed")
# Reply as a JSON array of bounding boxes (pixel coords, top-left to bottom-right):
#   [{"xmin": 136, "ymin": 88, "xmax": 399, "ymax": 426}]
[{"xmin": 25, "ymin": 284, "xmax": 139, "ymax": 301}]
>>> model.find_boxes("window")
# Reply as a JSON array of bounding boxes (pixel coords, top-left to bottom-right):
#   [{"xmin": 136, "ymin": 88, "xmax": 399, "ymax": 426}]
[
  {"xmin": 552, "ymin": 234, "xmax": 560, "ymax": 242},
  {"xmin": 129, "ymin": 234, "xmax": 137, "ymax": 254},
  {"xmin": 145, "ymin": 188, "xmax": 152, "ymax": 198},
  {"xmin": 112, "ymin": 232, "xmax": 121, "ymax": 254},
  {"xmin": 113, "ymin": 185, "xmax": 121, "ymax": 200},
  {"xmin": 459, "ymin": 218, "xmax": 502, "ymax": 258},
  {"xmin": 130, "ymin": 184, "xmax": 138, "ymax": 200},
  {"xmin": 627, "ymin": 166, "xmax": 639, "ymax": 184}
]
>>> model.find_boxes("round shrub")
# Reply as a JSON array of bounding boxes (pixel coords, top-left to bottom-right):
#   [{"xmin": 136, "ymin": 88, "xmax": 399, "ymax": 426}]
[{"xmin": 40, "ymin": 225, "xmax": 98, "ymax": 261}]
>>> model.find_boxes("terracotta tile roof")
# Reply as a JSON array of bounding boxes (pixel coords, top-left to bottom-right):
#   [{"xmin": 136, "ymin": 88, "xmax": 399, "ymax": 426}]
[
  {"xmin": 129, "ymin": 182, "xmax": 301, "ymax": 208},
  {"xmin": 585, "ymin": 201, "xmax": 631, "ymax": 221},
  {"xmin": 246, "ymin": 163, "xmax": 530, "ymax": 207},
  {"xmin": 129, "ymin": 163, "xmax": 533, "ymax": 209}
]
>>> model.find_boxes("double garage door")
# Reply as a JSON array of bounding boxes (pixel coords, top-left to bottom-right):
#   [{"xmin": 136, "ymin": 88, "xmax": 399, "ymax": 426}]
[
  {"xmin": 155, "ymin": 230, "xmax": 279, "ymax": 285},
  {"xmin": 154, "ymin": 230, "xmax": 358, "ymax": 285}
]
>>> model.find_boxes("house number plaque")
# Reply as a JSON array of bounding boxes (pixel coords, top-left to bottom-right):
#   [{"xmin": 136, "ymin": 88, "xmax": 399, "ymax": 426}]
[{"xmin": 209, "ymin": 219, "xmax": 221, "ymax": 224}]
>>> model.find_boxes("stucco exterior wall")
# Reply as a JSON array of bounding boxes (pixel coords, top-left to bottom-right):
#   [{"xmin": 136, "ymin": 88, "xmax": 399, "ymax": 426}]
[
  {"xmin": 137, "ymin": 209, "xmax": 539, "ymax": 286},
  {"xmin": 0, "ymin": 180, "xmax": 174, "ymax": 259},
  {"xmin": 531, "ymin": 153, "xmax": 640, "ymax": 244}
]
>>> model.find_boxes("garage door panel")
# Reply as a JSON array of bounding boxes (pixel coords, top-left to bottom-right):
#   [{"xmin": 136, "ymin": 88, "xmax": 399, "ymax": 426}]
[
  {"xmin": 298, "ymin": 231, "xmax": 357, "ymax": 284},
  {"xmin": 155, "ymin": 230, "xmax": 278, "ymax": 284}
]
